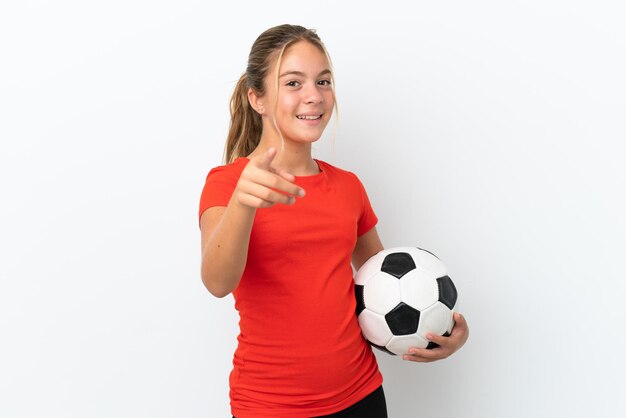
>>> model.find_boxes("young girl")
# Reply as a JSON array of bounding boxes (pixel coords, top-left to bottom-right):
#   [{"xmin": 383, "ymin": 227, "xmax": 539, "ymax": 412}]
[{"xmin": 198, "ymin": 24, "xmax": 469, "ymax": 418}]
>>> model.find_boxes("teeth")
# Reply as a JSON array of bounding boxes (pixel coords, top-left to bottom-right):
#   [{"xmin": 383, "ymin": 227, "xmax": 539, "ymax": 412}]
[{"xmin": 297, "ymin": 115, "xmax": 321, "ymax": 120}]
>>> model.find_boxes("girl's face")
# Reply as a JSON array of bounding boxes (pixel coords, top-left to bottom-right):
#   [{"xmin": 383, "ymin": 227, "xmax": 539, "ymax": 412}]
[{"xmin": 262, "ymin": 41, "xmax": 335, "ymax": 146}]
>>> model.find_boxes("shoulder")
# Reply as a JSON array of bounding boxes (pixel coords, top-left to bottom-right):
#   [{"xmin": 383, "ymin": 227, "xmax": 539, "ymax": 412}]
[
  {"xmin": 199, "ymin": 157, "xmax": 249, "ymax": 218},
  {"xmin": 205, "ymin": 157, "xmax": 249, "ymax": 182},
  {"xmin": 316, "ymin": 159, "xmax": 359, "ymax": 179},
  {"xmin": 316, "ymin": 159, "xmax": 365, "ymax": 185}
]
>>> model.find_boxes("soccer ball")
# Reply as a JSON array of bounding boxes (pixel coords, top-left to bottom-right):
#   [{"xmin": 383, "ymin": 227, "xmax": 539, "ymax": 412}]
[{"xmin": 354, "ymin": 247, "xmax": 458, "ymax": 356}]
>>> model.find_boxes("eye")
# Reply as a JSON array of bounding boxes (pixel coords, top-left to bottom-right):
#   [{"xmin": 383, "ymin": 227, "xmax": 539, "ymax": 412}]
[
  {"xmin": 318, "ymin": 79, "xmax": 332, "ymax": 86},
  {"xmin": 286, "ymin": 80, "xmax": 300, "ymax": 87}
]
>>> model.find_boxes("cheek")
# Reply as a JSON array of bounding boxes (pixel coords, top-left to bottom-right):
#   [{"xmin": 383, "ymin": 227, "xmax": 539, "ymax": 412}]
[
  {"xmin": 277, "ymin": 96, "xmax": 300, "ymax": 117},
  {"xmin": 324, "ymin": 91, "xmax": 335, "ymax": 109}
]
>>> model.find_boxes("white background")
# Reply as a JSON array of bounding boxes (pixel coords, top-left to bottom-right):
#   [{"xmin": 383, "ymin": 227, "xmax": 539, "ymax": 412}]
[{"xmin": 1, "ymin": 1, "xmax": 625, "ymax": 417}]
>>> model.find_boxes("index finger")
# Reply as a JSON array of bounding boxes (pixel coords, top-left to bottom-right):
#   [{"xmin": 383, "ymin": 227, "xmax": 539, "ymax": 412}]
[{"xmin": 254, "ymin": 147, "xmax": 277, "ymax": 170}]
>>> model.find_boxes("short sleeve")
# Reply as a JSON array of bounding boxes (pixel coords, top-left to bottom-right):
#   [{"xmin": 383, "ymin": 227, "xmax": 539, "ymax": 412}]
[
  {"xmin": 198, "ymin": 160, "xmax": 246, "ymax": 227},
  {"xmin": 354, "ymin": 174, "xmax": 378, "ymax": 237}
]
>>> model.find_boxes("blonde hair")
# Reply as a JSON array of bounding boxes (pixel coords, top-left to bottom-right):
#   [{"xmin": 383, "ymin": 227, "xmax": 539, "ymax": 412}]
[{"xmin": 223, "ymin": 24, "xmax": 338, "ymax": 164}]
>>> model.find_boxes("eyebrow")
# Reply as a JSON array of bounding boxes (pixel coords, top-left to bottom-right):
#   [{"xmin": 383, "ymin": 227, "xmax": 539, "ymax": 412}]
[{"xmin": 279, "ymin": 69, "xmax": 332, "ymax": 79}]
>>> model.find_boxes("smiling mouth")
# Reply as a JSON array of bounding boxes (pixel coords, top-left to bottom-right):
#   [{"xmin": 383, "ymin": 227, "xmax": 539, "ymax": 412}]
[{"xmin": 297, "ymin": 114, "xmax": 322, "ymax": 120}]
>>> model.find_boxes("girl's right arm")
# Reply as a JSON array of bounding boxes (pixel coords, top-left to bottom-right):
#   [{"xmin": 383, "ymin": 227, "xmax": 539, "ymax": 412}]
[{"xmin": 200, "ymin": 148, "xmax": 305, "ymax": 297}]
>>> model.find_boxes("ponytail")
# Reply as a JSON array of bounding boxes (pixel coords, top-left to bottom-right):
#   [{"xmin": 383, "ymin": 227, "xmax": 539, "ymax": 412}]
[{"xmin": 223, "ymin": 73, "xmax": 263, "ymax": 164}]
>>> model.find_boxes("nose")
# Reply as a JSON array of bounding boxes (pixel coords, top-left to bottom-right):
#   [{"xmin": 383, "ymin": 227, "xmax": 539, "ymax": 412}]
[{"xmin": 303, "ymin": 83, "xmax": 324, "ymax": 105}]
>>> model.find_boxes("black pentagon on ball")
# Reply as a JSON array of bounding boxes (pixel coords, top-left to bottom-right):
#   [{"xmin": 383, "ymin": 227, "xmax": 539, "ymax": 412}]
[
  {"xmin": 354, "ymin": 284, "xmax": 365, "ymax": 315},
  {"xmin": 381, "ymin": 252, "xmax": 416, "ymax": 279},
  {"xmin": 437, "ymin": 275, "xmax": 458, "ymax": 309},
  {"xmin": 385, "ymin": 302, "xmax": 420, "ymax": 335}
]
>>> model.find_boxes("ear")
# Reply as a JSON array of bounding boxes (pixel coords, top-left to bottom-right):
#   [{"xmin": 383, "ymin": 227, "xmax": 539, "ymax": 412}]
[{"xmin": 247, "ymin": 88, "xmax": 265, "ymax": 115}]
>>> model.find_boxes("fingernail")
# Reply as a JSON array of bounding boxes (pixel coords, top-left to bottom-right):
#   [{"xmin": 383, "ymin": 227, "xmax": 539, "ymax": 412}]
[{"xmin": 298, "ymin": 189, "xmax": 306, "ymax": 197}]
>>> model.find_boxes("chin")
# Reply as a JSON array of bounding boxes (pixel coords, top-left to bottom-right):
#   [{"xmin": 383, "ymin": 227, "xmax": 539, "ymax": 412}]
[{"xmin": 284, "ymin": 130, "xmax": 325, "ymax": 144}]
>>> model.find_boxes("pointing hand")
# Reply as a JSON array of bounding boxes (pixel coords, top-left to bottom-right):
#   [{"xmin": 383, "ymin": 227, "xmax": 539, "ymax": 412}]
[{"xmin": 234, "ymin": 148, "xmax": 306, "ymax": 209}]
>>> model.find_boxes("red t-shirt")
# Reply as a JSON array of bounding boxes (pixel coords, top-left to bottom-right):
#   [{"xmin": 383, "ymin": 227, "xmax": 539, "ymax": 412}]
[{"xmin": 198, "ymin": 157, "xmax": 383, "ymax": 417}]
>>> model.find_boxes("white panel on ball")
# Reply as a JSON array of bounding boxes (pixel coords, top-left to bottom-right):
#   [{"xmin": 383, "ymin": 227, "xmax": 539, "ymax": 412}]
[
  {"xmin": 357, "ymin": 310, "xmax": 393, "ymax": 347},
  {"xmin": 363, "ymin": 272, "xmax": 402, "ymax": 315},
  {"xmin": 407, "ymin": 247, "xmax": 448, "ymax": 278},
  {"xmin": 387, "ymin": 334, "xmax": 430, "ymax": 355},
  {"xmin": 446, "ymin": 311, "xmax": 456, "ymax": 334},
  {"xmin": 399, "ymin": 269, "xmax": 439, "ymax": 311},
  {"xmin": 417, "ymin": 302, "xmax": 454, "ymax": 337}
]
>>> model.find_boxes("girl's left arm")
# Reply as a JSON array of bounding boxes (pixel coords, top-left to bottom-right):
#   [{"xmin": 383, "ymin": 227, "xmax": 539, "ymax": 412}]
[{"xmin": 351, "ymin": 227, "xmax": 384, "ymax": 272}]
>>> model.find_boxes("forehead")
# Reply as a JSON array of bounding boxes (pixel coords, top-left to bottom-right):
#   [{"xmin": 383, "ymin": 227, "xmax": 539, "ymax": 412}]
[{"xmin": 275, "ymin": 41, "xmax": 330, "ymax": 74}]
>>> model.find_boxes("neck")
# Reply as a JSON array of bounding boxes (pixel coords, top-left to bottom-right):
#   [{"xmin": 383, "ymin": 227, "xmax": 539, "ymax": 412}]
[{"xmin": 249, "ymin": 136, "xmax": 320, "ymax": 176}]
